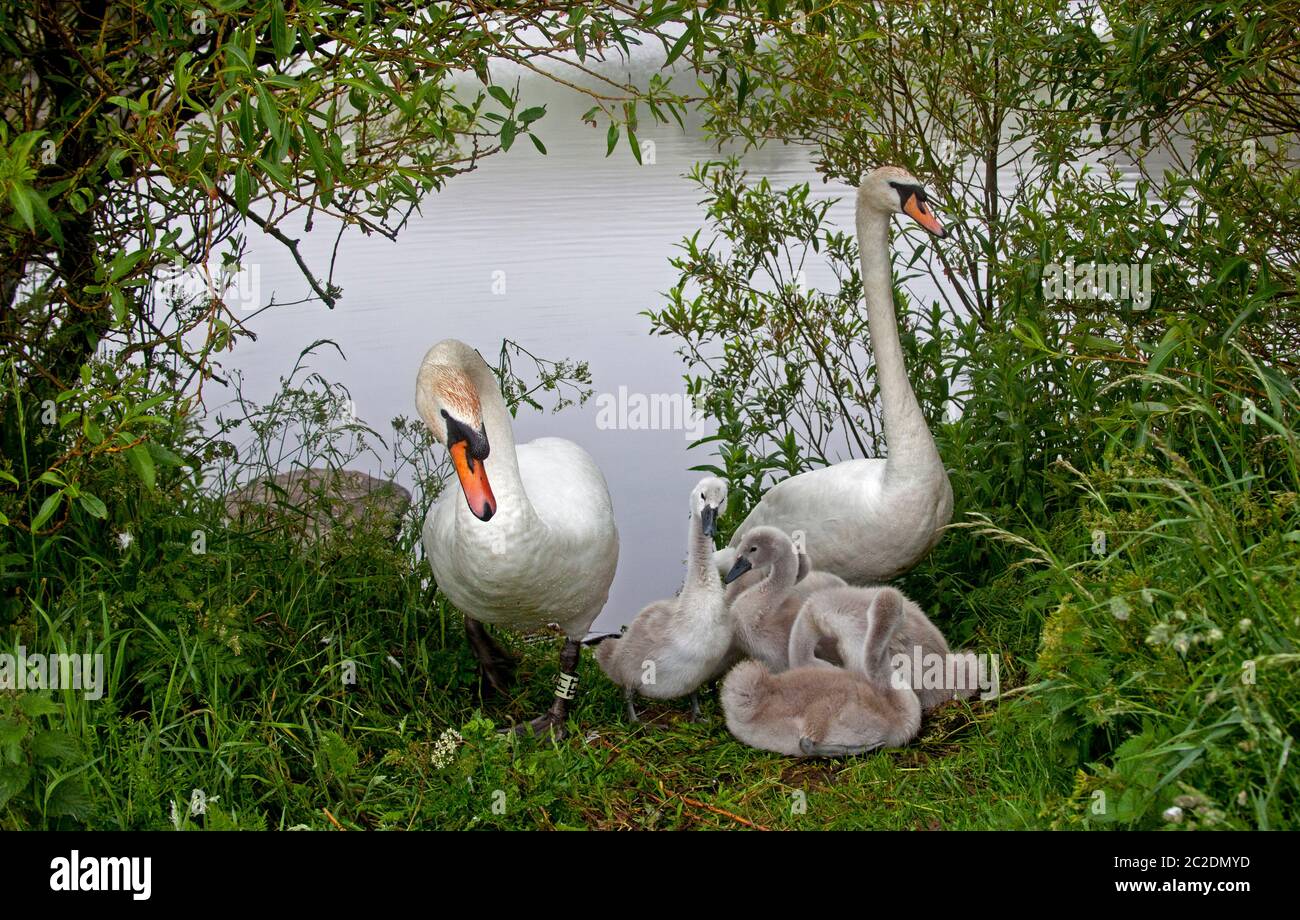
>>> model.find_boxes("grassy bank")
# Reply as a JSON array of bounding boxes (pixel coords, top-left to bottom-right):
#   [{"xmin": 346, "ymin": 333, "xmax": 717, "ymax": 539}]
[{"xmin": 3, "ymin": 362, "xmax": 1293, "ymax": 830}]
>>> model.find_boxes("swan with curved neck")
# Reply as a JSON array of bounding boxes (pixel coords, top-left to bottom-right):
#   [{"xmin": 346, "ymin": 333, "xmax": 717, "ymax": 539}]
[
  {"xmin": 416, "ymin": 338, "xmax": 619, "ymax": 737},
  {"xmin": 718, "ymin": 166, "xmax": 953, "ymax": 584}
]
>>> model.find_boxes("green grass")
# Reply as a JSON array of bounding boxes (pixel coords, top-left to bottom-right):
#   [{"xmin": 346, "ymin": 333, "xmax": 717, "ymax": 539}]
[
  {"xmin": 0, "ymin": 475, "xmax": 1053, "ymax": 830},
  {"xmin": 6, "ymin": 457, "xmax": 1287, "ymax": 831},
  {"xmin": 4, "ymin": 378, "xmax": 1298, "ymax": 831}
]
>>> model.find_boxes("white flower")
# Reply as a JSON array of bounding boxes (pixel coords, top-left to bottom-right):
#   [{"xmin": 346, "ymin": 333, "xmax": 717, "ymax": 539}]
[
  {"xmin": 115, "ymin": 531, "xmax": 134, "ymax": 551},
  {"xmin": 1146, "ymin": 624, "xmax": 1172, "ymax": 647},
  {"xmin": 431, "ymin": 728, "xmax": 463, "ymax": 770},
  {"xmin": 1163, "ymin": 806, "xmax": 1184, "ymax": 824},
  {"xmin": 1238, "ymin": 618, "xmax": 1253, "ymax": 634}
]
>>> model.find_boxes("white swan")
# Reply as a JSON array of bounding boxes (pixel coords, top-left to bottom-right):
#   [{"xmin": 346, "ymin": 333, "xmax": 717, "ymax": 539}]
[
  {"xmin": 595, "ymin": 478, "xmax": 730, "ymax": 723},
  {"xmin": 718, "ymin": 166, "xmax": 953, "ymax": 585},
  {"xmin": 416, "ymin": 339, "xmax": 619, "ymax": 737}
]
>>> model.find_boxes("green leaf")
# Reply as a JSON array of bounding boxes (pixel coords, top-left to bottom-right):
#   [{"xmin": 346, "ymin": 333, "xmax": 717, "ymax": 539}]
[
  {"xmin": 665, "ymin": 27, "xmax": 695, "ymax": 66},
  {"xmin": 606, "ymin": 122, "xmax": 619, "ymax": 157},
  {"xmin": 303, "ymin": 123, "xmax": 332, "ymax": 183},
  {"xmin": 627, "ymin": 125, "xmax": 642, "ymax": 163},
  {"xmin": 517, "ymin": 106, "xmax": 546, "ymax": 125},
  {"xmin": 529, "ymin": 133, "xmax": 547, "ymax": 155},
  {"xmin": 270, "ymin": 0, "xmax": 292, "ymax": 58},
  {"xmin": 109, "ymin": 248, "xmax": 147, "ymax": 283},
  {"xmin": 126, "ymin": 444, "xmax": 156, "ymax": 490},
  {"xmin": 31, "ymin": 490, "xmax": 64, "ymax": 530},
  {"xmin": 234, "ymin": 165, "xmax": 252, "ymax": 215},
  {"xmin": 78, "ymin": 493, "xmax": 108, "ymax": 519},
  {"xmin": 31, "ymin": 730, "xmax": 79, "ymax": 762},
  {"xmin": 147, "ymin": 443, "xmax": 186, "ymax": 468},
  {"xmin": 256, "ymin": 83, "xmax": 281, "ymax": 141},
  {"xmin": 1145, "ymin": 326, "xmax": 1182, "ymax": 374},
  {"xmin": 19, "ymin": 694, "xmax": 61, "ymax": 718},
  {"xmin": 0, "ymin": 761, "xmax": 31, "ymax": 809},
  {"xmin": 8, "ymin": 185, "xmax": 36, "ymax": 232},
  {"xmin": 487, "ymin": 85, "xmax": 513, "ymax": 109}
]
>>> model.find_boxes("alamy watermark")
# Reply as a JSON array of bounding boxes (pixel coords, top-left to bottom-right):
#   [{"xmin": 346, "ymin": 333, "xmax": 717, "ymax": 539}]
[
  {"xmin": 594, "ymin": 386, "xmax": 707, "ymax": 442},
  {"xmin": 890, "ymin": 646, "xmax": 1000, "ymax": 700},
  {"xmin": 1042, "ymin": 257, "xmax": 1152, "ymax": 311},
  {"xmin": 154, "ymin": 257, "xmax": 261, "ymax": 312},
  {"xmin": 0, "ymin": 647, "xmax": 104, "ymax": 700}
]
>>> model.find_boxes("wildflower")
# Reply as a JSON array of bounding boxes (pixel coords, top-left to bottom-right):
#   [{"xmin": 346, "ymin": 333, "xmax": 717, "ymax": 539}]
[
  {"xmin": 115, "ymin": 531, "xmax": 134, "ymax": 551},
  {"xmin": 1206, "ymin": 627, "xmax": 1223, "ymax": 643},
  {"xmin": 1238, "ymin": 618, "xmax": 1253, "ymax": 634},
  {"xmin": 1145, "ymin": 624, "xmax": 1172, "ymax": 647},
  {"xmin": 1110, "ymin": 597, "xmax": 1131, "ymax": 621},
  {"xmin": 431, "ymin": 728, "xmax": 463, "ymax": 770},
  {"xmin": 1162, "ymin": 806, "xmax": 1184, "ymax": 824},
  {"xmin": 1172, "ymin": 633, "xmax": 1191, "ymax": 655}
]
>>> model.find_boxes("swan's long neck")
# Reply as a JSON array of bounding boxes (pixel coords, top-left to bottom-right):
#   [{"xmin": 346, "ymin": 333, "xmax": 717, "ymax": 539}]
[
  {"xmin": 467, "ymin": 361, "xmax": 535, "ymax": 524},
  {"xmin": 855, "ymin": 209, "xmax": 942, "ymax": 482},
  {"xmin": 682, "ymin": 512, "xmax": 722, "ymax": 600}
]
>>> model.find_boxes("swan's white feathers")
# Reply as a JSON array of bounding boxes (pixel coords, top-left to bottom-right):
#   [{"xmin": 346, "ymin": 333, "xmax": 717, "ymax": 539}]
[{"xmin": 424, "ymin": 434, "xmax": 618, "ymax": 638}]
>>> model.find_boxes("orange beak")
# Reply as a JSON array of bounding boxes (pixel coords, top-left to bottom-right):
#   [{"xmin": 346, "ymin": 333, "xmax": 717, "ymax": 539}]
[
  {"xmin": 904, "ymin": 196, "xmax": 947, "ymax": 238},
  {"xmin": 451, "ymin": 440, "xmax": 496, "ymax": 521}
]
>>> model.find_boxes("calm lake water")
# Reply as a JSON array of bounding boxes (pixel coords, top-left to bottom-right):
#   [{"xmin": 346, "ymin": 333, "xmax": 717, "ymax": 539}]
[{"xmin": 207, "ymin": 53, "xmax": 1147, "ymax": 632}]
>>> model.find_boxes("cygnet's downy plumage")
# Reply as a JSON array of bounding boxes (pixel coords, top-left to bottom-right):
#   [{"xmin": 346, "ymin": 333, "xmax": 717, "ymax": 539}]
[
  {"xmin": 596, "ymin": 478, "xmax": 731, "ymax": 721},
  {"xmin": 721, "ymin": 586, "xmax": 921, "ymax": 757},
  {"xmin": 787, "ymin": 583, "xmax": 978, "ymax": 711},
  {"xmin": 721, "ymin": 526, "xmax": 846, "ymax": 671}
]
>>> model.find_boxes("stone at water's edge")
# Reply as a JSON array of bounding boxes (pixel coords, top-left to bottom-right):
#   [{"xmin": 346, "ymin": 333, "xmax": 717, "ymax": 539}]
[{"xmin": 223, "ymin": 468, "xmax": 413, "ymax": 542}]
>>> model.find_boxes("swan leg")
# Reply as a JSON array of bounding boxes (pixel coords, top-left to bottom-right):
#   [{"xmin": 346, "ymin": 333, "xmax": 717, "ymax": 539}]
[
  {"xmin": 464, "ymin": 617, "xmax": 517, "ymax": 696},
  {"xmin": 688, "ymin": 692, "xmax": 702, "ymax": 723},
  {"xmin": 798, "ymin": 736, "xmax": 878, "ymax": 758},
  {"xmin": 509, "ymin": 638, "xmax": 581, "ymax": 740},
  {"xmin": 623, "ymin": 687, "xmax": 640, "ymax": 723}
]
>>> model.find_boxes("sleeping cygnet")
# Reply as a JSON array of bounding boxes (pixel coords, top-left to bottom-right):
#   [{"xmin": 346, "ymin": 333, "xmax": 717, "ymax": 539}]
[
  {"xmin": 787, "ymin": 583, "xmax": 979, "ymax": 711},
  {"xmin": 720, "ymin": 586, "xmax": 921, "ymax": 757}
]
